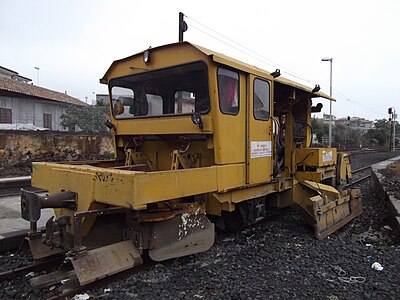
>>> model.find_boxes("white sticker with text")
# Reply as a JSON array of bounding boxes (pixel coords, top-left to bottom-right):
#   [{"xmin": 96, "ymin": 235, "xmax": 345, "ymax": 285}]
[
  {"xmin": 322, "ymin": 150, "xmax": 333, "ymax": 162},
  {"xmin": 251, "ymin": 141, "xmax": 272, "ymax": 158}
]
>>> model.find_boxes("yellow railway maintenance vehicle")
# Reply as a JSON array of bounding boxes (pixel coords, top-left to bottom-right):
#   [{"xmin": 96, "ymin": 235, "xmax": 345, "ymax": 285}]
[{"xmin": 21, "ymin": 42, "xmax": 362, "ymax": 286}]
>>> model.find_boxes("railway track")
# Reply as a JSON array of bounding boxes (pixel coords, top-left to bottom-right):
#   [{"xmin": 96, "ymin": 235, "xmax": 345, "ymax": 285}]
[
  {"xmin": 0, "ymin": 151, "xmax": 396, "ymax": 299},
  {"xmin": 0, "ymin": 250, "xmax": 155, "ymax": 300},
  {"xmin": 45, "ymin": 260, "xmax": 156, "ymax": 300},
  {"xmin": 0, "ymin": 176, "xmax": 45, "ymax": 197},
  {"xmin": 0, "ymin": 254, "xmax": 64, "ymax": 282},
  {"xmin": 348, "ymin": 165, "xmax": 372, "ymax": 186}
]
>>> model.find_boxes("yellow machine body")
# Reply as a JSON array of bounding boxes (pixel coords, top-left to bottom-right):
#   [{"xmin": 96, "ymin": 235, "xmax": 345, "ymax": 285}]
[{"xmin": 22, "ymin": 42, "xmax": 362, "ymax": 285}]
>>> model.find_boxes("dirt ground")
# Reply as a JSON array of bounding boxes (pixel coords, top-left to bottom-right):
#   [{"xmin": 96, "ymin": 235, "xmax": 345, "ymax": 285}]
[{"xmin": 0, "ymin": 131, "xmax": 113, "ymax": 178}]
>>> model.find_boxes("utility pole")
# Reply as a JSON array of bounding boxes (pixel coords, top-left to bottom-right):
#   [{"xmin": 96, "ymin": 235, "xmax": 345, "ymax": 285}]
[
  {"xmin": 388, "ymin": 107, "xmax": 396, "ymax": 151},
  {"xmin": 321, "ymin": 57, "xmax": 333, "ymax": 148},
  {"xmin": 34, "ymin": 66, "xmax": 40, "ymax": 85}
]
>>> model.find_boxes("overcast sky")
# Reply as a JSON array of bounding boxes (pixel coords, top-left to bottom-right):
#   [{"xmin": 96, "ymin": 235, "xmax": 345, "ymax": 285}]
[{"xmin": 1, "ymin": 0, "xmax": 399, "ymax": 120}]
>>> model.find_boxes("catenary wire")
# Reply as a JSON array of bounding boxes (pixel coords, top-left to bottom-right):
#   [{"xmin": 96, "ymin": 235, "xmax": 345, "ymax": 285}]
[{"xmin": 184, "ymin": 14, "xmax": 388, "ymax": 119}]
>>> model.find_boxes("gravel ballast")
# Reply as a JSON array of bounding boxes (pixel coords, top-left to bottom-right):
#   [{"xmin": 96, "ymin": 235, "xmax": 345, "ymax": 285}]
[{"xmin": 0, "ymin": 151, "xmax": 399, "ymax": 299}]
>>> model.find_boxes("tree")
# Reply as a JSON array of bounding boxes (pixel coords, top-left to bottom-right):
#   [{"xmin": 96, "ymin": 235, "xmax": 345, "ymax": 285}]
[
  {"xmin": 60, "ymin": 102, "xmax": 109, "ymax": 132},
  {"xmin": 362, "ymin": 119, "xmax": 391, "ymax": 147},
  {"xmin": 311, "ymin": 117, "xmax": 329, "ymax": 143},
  {"xmin": 333, "ymin": 124, "xmax": 362, "ymax": 149}
]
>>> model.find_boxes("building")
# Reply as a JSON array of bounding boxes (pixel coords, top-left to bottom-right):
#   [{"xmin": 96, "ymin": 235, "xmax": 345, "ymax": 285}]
[
  {"xmin": 322, "ymin": 113, "xmax": 336, "ymax": 126},
  {"xmin": 0, "ymin": 66, "xmax": 87, "ymax": 131},
  {"xmin": 335, "ymin": 116, "xmax": 374, "ymax": 134},
  {"xmin": 0, "ymin": 66, "xmax": 32, "ymax": 83}
]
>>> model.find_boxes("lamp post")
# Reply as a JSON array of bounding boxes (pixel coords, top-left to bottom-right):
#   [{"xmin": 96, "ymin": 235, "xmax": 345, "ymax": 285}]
[
  {"xmin": 388, "ymin": 107, "xmax": 396, "ymax": 152},
  {"xmin": 34, "ymin": 66, "xmax": 40, "ymax": 85},
  {"xmin": 321, "ymin": 57, "xmax": 333, "ymax": 148}
]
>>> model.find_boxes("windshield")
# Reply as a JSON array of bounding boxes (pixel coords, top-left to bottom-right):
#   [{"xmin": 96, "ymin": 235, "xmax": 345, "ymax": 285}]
[{"xmin": 110, "ymin": 62, "xmax": 209, "ymax": 119}]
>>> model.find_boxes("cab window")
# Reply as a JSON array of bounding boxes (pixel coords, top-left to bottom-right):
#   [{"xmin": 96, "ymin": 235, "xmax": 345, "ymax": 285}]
[
  {"xmin": 110, "ymin": 62, "xmax": 209, "ymax": 119},
  {"xmin": 218, "ymin": 68, "xmax": 239, "ymax": 115},
  {"xmin": 253, "ymin": 78, "xmax": 270, "ymax": 120}
]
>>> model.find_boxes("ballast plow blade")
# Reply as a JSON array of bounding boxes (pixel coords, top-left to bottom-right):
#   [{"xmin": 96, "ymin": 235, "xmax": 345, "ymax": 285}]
[
  {"xmin": 294, "ymin": 180, "xmax": 362, "ymax": 239},
  {"xmin": 71, "ymin": 240, "xmax": 143, "ymax": 286},
  {"xmin": 149, "ymin": 212, "xmax": 215, "ymax": 261}
]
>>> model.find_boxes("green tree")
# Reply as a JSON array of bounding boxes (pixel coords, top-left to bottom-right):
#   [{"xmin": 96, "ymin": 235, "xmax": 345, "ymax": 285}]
[
  {"xmin": 61, "ymin": 102, "xmax": 110, "ymax": 132},
  {"xmin": 311, "ymin": 117, "xmax": 329, "ymax": 143},
  {"xmin": 362, "ymin": 119, "xmax": 391, "ymax": 147},
  {"xmin": 336, "ymin": 126, "xmax": 362, "ymax": 149}
]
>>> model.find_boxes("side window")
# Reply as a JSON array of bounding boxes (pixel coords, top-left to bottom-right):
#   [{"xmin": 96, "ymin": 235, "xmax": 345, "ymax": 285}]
[
  {"xmin": 253, "ymin": 78, "xmax": 270, "ymax": 120},
  {"xmin": 218, "ymin": 68, "xmax": 239, "ymax": 115}
]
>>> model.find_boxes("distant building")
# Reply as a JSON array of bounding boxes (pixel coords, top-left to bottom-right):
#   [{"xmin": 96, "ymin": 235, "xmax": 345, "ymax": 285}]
[
  {"xmin": 0, "ymin": 66, "xmax": 87, "ymax": 131},
  {"xmin": 335, "ymin": 116, "xmax": 374, "ymax": 134},
  {"xmin": 322, "ymin": 113, "xmax": 336, "ymax": 126},
  {"xmin": 0, "ymin": 66, "xmax": 32, "ymax": 83}
]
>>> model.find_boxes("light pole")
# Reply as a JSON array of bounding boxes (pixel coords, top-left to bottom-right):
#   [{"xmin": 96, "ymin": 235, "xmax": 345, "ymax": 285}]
[
  {"xmin": 321, "ymin": 57, "xmax": 333, "ymax": 148},
  {"xmin": 34, "ymin": 66, "xmax": 40, "ymax": 85},
  {"xmin": 388, "ymin": 107, "xmax": 396, "ymax": 152}
]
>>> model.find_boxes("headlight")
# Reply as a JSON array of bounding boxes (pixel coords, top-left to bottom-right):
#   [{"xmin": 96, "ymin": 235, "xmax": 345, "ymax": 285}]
[{"xmin": 143, "ymin": 50, "xmax": 150, "ymax": 64}]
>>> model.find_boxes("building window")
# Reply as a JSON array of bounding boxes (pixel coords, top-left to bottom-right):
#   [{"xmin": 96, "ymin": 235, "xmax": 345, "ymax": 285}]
[
  {"xmin": 43, "ymin": 113, "xmax": 52, "ymax": 130},
  {"xmin": 0, "ymin": 107, "xmax": 12, "ymax": 124}
]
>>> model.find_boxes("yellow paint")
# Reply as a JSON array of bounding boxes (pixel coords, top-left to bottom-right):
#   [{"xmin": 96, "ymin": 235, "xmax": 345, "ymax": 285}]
[
  {"xmin": 30, "ymin": 41, "xmax": 357, "ymax": 241},
  {"xmin": 295, "ymin": 148, "xmax": 337, "ymax": 167}
]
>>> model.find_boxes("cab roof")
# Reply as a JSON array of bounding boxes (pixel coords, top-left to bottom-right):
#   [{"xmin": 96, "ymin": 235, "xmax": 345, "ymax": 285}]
[{"xmin": 100, "ymin": 41, "xmax": 334, "ymax": 101}]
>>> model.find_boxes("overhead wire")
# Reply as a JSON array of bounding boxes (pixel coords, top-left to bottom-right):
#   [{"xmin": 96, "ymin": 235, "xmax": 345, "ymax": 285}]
[
  {"xmin": 185, "ymin": 15, "xmax": 316, "ymax": 85},
  {"xmin": 184, "ymin": 13, "xmax": 387, "ymax": 119}
]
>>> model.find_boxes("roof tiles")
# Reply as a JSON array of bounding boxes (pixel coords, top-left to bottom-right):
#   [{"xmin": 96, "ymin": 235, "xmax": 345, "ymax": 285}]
[{"xmin": 0, "ymin": 77, "xmax": 87, "ymax": 106}]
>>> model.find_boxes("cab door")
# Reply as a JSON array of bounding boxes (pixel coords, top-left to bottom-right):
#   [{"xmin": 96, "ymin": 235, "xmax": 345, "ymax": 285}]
[{"xmin": 247, "ymin": 75, "xmax": 273, "ymax": 184}]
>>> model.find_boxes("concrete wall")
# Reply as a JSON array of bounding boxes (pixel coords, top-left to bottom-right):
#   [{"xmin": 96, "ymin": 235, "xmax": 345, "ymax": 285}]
[
  {"xmin": 0, "ymin": 95, "xmax": 69, "ymax": 131},
  {"xmin": 0, "ymin": 131, "xmax": 114, "ymax": 170}
]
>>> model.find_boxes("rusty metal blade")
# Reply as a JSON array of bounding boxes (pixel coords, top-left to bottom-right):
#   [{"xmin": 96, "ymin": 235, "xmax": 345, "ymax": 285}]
[
  {"xmin": 28, "ymin": 236, "xmax": 65, "ymax": 260},
  {"xmin": 71, "ymin": 240, "xmax": 143, "ymax": 286},
  {"xmin": 149, "ymin": 213, "xmax": 214, "ymax": 261}
]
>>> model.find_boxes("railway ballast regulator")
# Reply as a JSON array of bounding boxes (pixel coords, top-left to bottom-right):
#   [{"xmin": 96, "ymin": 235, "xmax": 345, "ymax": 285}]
[{"xmin": 21, "ymin": 42, "xmax": 362, "ymax": 285}]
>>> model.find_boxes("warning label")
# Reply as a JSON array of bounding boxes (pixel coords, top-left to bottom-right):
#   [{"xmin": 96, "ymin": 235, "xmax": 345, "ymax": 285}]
[
  {"xmin": 250, "ymin": 141, "xmax": 272, "ymax": 158},
  {"xmin": 322, "ymin": 150, "xmax": 333, "ymax": 162}
]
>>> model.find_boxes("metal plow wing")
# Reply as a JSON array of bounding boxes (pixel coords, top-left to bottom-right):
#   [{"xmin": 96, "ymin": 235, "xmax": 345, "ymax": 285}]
[
  {"xmin": 149, "ymin": 212, "xmax": 215, "ymax": 261},
  {"xmin": 71, "ymin": 240, "xmax": 143, "ymax": 286},
  {"xmin": 294, "ymin": 180, "xmax": 362, "ymax": 239}
]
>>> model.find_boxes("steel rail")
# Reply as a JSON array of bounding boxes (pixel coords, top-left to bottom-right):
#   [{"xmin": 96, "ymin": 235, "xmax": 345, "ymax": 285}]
[
  {"xmin": 0, "ymin": 176, "xmax": 46, "ymax": 197},
  {"xmin": 352, "ymin": 165, "xmax": 371, "ymax": 174},
  {"xmin": 0, "ymin": 254, "xmax": 64, "ymax": 282},
  {"xmin": 346, "ymin": 174, "xmax": 372, "ymax": 187},
  {"xmin": 45, "ymin": 260, "xmax": 156, "ymax": 300}
]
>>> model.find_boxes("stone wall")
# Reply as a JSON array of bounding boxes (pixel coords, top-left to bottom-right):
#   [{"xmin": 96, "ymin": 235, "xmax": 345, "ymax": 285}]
[{"xmin": 0, "ymin": 130, "xmax": 113, "ymax": 176}]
